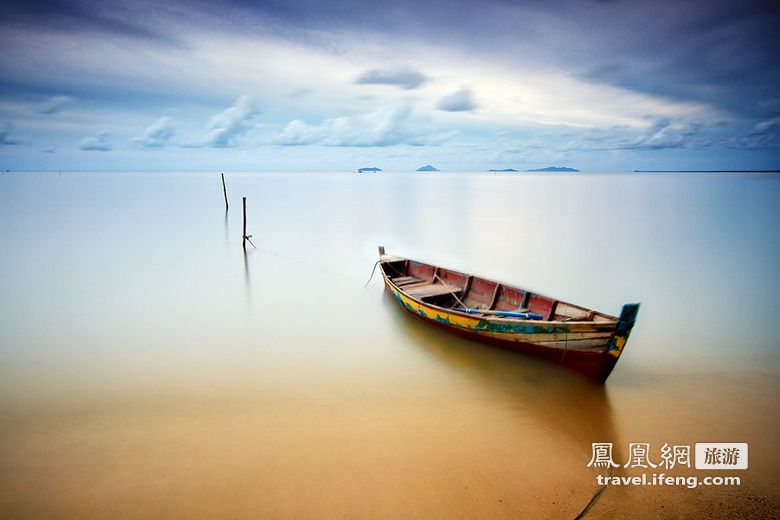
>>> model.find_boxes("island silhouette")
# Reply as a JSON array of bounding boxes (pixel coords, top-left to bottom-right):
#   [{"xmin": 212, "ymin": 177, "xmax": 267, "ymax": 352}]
[{"xmin": 527, "ymin": 166, "xmax": 579, "ymax": 172}]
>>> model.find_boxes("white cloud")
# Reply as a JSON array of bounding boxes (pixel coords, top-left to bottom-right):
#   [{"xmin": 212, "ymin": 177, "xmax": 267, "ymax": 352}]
[
  {"xmin": 134, "ymin": 116, "xmax": 175, "ymax": 147},
  {"xmin": 751, "ymin": 117, "xmax": 780, "ymax": 136},
  {"xmin": 188, "ymin": 96, "xmax": 259, "ymax": 148},
  {"xmin": 79, "ymin": 131, "xmax": 112, "ymax": 151},
  {"xmin": 276, "ymin": 105, "xmax": 457, "ymax": 147},
  {"xmin": 276, "ymin": 119, "xmax": 324, "ymax": 146}
]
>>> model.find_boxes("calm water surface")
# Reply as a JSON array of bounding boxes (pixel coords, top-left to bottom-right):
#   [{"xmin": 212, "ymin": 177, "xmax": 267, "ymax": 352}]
[{"xmin": 1, "ymin": 171, "xmax": 778, "ymax": 518}]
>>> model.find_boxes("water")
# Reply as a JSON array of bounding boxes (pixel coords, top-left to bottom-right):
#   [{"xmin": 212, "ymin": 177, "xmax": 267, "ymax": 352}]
[{"xmin": 1, "ymin": 171, "xmax": 778, "ymax": 518}]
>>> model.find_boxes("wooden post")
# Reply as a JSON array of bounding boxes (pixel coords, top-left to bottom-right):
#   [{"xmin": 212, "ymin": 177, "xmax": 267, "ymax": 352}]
[
  {"xmin": 242, "ymin": 196, "xmax": 247, "ymax": 250},
  {"xmin": 221, "ymin": 173, "xmax": 229, "ymax": 210}
]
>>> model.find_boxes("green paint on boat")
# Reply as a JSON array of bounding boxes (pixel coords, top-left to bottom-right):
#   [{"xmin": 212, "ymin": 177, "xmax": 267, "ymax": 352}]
[{"xmin": 475, "ymin": 320, "xmax": 566, "ymax": 334}]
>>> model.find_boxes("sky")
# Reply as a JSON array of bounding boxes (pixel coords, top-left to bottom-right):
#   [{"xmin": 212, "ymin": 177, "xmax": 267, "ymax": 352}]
[{"xmin": 1, "ymin": 0, "xmax": 779, "ymax": 171}]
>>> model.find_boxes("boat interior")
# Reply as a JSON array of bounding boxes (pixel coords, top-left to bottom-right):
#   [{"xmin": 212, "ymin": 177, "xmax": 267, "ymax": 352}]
[{"xmin": 381, "ymin": 257, "xmax": 615, "ymax": 322}]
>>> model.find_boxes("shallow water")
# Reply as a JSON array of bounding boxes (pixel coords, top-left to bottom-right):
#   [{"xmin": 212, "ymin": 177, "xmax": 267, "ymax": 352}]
[{"xmin": 1, "ymin": 171, "xmax": 778, "ymax": 518}]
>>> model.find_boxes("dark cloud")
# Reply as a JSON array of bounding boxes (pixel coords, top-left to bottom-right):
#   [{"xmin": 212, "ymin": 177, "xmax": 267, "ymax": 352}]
[
  {"xmin": 1, "ymin": 0, "xmax": 777, "ymax": 168},
  {"xmin": 2, "ymin": 0, "xmax": 777, "ymax": 121},
  {"xmin": 726, "ymin": 117, "xmax": 780, "ymax": 149},
  {"xmin": 607, "ymin": 120, "xmax": 700, "ymax": 151},
  {"xmin": 758, "ymin": 98, "xmax": 780, "ymax": 115},
  {"xmin": 38, "ymin": 95, "xmax": 73, "ymax": 114},
  {"xmin": 79, "ymin": 130, "xmax": 112, "ymax": 151},
  {"xmin": 355, "ymin": 68, "xmax": 427, "ymax": 90},
  {"xmin": 751, "ymin": 118, "xmax": 780, "ymax": 136},
  {"xmin": 569, "ymin": 1, "xmax": 779, "ymax": 118},
  {"xmin": 437, "ymin": 89, "xmax": 476, "ymax": 112},
  {"xmin": 0, "ymin": 0, "xmax": 176, "ymax": 44},
  {"xmin": 0, "ymin": 123, "xmax": 20, "ymax": 145},
  {"xmin": 577, "ymin": 63, "xmax": 625, "ymax": 82},
  {"xmin": 553, "ymin": 119, "xmax": 712, "ymax": 152}
]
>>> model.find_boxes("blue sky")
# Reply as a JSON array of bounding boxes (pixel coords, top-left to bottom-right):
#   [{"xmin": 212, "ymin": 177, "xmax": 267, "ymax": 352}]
[{"xmin": 1, "ymin": 0, "xmax": 779, "ymax": 171}]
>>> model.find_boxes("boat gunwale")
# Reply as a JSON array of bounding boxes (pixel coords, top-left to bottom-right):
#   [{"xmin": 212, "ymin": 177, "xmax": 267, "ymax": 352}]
[{"xmin": 379, "ymin": 257, "xmax": 619, "ymax": 330}]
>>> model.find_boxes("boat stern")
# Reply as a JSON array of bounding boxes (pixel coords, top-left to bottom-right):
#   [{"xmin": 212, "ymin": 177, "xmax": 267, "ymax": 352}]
[{"xmin": 599, "ymin": 303, "xmax": 640, "ymax": 381}]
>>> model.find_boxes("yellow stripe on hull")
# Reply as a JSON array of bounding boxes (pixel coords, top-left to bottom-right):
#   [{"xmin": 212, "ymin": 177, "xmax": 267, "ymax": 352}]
[{"xmin": 382, "ymin": 272, "xmax": 616, "ymax": 353}]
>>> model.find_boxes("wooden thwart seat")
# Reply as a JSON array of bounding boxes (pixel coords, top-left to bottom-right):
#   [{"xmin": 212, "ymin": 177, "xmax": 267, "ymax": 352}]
[
  {"xmin": 405, "ymin": 283, "xmax": 463, "ymax": 300},
  {"xmin": 392, "ymin": 276, "xmax": 424, "ymax": 287}
]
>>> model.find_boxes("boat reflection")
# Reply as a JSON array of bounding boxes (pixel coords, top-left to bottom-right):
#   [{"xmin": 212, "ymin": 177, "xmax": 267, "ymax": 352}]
[{"xmin": 381, "ymin": 290, "xmax": 623, "ymax": 466}]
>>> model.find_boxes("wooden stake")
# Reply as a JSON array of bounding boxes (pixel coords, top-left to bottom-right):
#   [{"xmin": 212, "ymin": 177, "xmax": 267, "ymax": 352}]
[
  {"xmin": 242, "ymin": 196, "xmax": 247, "ymax": 250},
  {"xmin": 241, "ymin": 197, "xmax": 256, "ymax": 249},
  {"xmin": 221, "ymin": 172, "xmax": 229, "ymax": 210}
]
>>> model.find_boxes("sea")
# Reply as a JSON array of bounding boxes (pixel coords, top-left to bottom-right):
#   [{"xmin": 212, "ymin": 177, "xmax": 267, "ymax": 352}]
[{"xmin": 1, "ymin": 171, "xmax": 778, "ymax": 518}]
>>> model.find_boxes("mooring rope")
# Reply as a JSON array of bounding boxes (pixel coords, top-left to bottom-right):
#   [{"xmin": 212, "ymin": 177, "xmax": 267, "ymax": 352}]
[
  {"xmin": 573, "ymin": 466, "xmax": 612, "ymax": 519},
  {"xmin": 364, "ymin": 260, "xmax": 381, "ymax": 287}
]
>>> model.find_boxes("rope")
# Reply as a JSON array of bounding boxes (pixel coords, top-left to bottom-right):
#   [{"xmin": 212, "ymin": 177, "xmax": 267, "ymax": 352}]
[
  {"xmin": 573, "ymin": 466, "xmax": 613, "ymax": 520},
  {"xmin": 364, "ymin": 260, "xmax": 380, "ymax": 287},
  {"xmin": 573, "ymin": 481, "xmax": 608, "ymax": 520},
  {"xmin": 433, "ymin": 272, "xmax": 471, "ymax": 310}
]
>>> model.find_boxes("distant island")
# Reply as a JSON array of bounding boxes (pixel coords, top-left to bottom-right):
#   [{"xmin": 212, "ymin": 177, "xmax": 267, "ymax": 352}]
[
  {"xmin": 488, "ymin": 168, "xmax": 519, "ymax": 172},
  {"xmin": 526, "ymin": 166, "xmax": 580, "ymax": 172},
  {"xmin": 416, "ymin": 165, "xmax": 439, "ymax": 172},
  {"xmin": 634, "ymin": 169, "xmax": 780, "ymax": 173},
  {"xmin": 357, "ymin": 167, "xmax": 382, "ymax": 173}
]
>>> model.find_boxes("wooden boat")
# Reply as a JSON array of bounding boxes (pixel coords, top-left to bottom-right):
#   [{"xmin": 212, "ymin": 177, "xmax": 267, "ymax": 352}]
[{"xmin": 378, "ymin": 247, "xmax": 639, "ymax": 382}]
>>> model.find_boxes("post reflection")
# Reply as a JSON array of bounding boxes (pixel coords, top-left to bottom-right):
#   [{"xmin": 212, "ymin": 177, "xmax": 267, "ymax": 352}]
[
  {"xmin": 243, "ymin": 247, "xmax": 252, "ymax": 299},
  {"xmin": 224, "ymin": 208, "xmax": 229, "ymax": 246}
]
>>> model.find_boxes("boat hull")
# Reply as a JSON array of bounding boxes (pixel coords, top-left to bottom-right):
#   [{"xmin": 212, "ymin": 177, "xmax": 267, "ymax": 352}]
[{"xmin": 381, "ymin": 267, "xmax": 634, "ymax": 382}]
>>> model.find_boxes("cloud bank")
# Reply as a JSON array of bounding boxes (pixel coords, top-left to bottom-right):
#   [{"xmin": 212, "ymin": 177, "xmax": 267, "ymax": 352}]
[
  {"xmin": 0, "ymin": 0, "xmax": 777, "ymax": 170},
  {"xmin": 276, "ymin": 105, "xmax": 456, "ymax": 147}
]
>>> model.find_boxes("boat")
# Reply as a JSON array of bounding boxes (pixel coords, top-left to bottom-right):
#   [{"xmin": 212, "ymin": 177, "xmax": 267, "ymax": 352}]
[{"xmin": 377, "ymin": 247, "xmax": 639, "ymax": 382}]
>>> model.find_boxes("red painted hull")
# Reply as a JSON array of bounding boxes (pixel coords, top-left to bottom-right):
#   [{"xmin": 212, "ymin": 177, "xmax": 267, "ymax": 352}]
[{"xmin": 397, "ymin": 299, "xmax": 619, "ymax": 382}]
